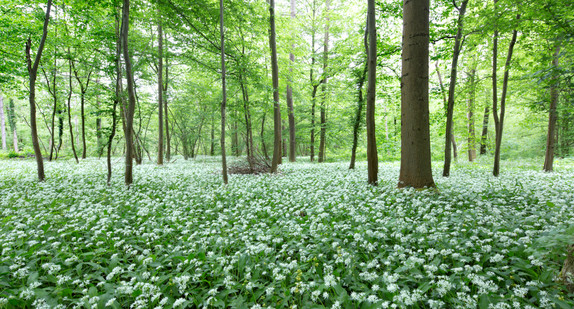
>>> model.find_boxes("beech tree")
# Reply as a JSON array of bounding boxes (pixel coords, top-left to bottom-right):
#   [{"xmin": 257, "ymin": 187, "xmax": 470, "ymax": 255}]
[
  {"xmin": 398, "ymin": 0, "xmax": 435, "ymax": 189},
  {"xmin": 121, "ymin": 0, "xmax": 137, "ymax": 186},
  {"xmin": 269, "ymin": 0, "xmax": 282, "ymax": 173},
  {"xmin": 25, "ymin": 0, "xmax": 53, "ymax": 181},
  {"xmin": 220, "ymin": 0, "xmax": 228, "ymax": 184},
  {"xmin": 366, "ymin": 0, "xmax": 377, "ymax": 185}
]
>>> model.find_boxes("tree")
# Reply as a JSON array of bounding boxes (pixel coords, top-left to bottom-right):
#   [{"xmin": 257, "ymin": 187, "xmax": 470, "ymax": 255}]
[
  {"xmin": 269, "ymin": 0, "xmax": 282, "ymax": 173},
  {"xmin": 25, "ymin": 0, "xmax": 53, "ymax": 182},
  {"xmin": 398, "ymin": 0, "xmax": 435, "ymax": 189},
  {"xmin": 286, "ymin": 0, "xmax": 296, "ymax": 162},
  {"xmin": 349, "ymin": 24, "xmax": 368, "ymax": 170},
  {"xmin": 543, "ymin": 45, "xmax": 560, "ymax": 172},
  {"xmin": 157, "ymin": 8, "xmax": 164, "ymax": 165},
  {"xmin": 492, "ymin": 9, "xmax": 520, "ymax": 177},
  {"xmin": 366, "ymin": 0, "xmax": 378, "ymax": 185},
  {"xmin": 0, "ymin": 94, "xmax": 6, "ymax": 150},
  {"xmin": 442, "ymin": 0, "xmax": 469, "ymax": 177},
  {"xmin": 467, "ymin": 68, "xmax": 477, "ymax": 161},
  {"xmin": 7, "ymin": 99, "xmax": 18, "ymax": 152},
  {"xmin": 220, "ymin": 0, "xmax": 228, "ymax": 184},
  {"xmin": 318, "ymin": 0, "xmax": 330, "ymax": 163},
  {"xmin": 121, "ymin": 0, "xmax": 137, "ymax": 186}
]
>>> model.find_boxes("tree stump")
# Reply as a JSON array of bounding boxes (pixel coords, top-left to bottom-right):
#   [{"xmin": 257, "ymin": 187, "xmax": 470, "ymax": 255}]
[{"xmin": 561, "ymin": 244, "xmax": 574, "ymax": 293}]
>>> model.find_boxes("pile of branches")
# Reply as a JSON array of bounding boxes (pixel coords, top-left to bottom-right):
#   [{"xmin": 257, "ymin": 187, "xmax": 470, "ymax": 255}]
[{"xmin": 228, "ymin": 151, "xmax": 272, "ymax": 175}]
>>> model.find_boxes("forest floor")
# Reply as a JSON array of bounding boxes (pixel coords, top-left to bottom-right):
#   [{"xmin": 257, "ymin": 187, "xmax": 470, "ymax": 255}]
[{"xmin": 0, "ymin": 157, "xmax": 573, "ymax": 308}]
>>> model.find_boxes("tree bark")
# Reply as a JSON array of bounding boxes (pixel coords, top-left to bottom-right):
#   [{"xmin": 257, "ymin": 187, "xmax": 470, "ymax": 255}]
[
  {"xmin": 0, "ymin": 94, "xmax": 6, "ymax": 150},
  {"xmin": 26, "ymin": 0, "xmax": 52, "ymax": 181},
  {"xmin": 480, "ymin": 104, "xmax": 489, "ymax": 155},
  {"xmin": 269, "ymin": 0, "xmax": 282, "ymax": 173},
  {"xmin": 157, "ymin": 11, "xmax": 164, "ymax": 165},
  {"xmin": 67, "ymin": 54, "xmax": 79, "ymax": 163},
  {"xmin": 309, "ymin": 0, "xmax": 318, "ymax": 162},
  {"xmin": 493, "ymin": 13, "xmax": 520, "ymax": 177},
  {"xmin": 318, "ymin": 0, "xmax": 330, "ymax": 163},
  {"xmin": 398, "ymin": 0, "xmax": 435, "ymax": 189},
  {"xmin": 71, "ymin": 61, "xmax": 92, "ymax": 159},
  {"xmin": 261, "ymin": 113, "xmax": 269, "ymax": 160},
  {"xmin": 543, "ymin": 45, "xmax": 560, "ymax": 172},
  {"xmin": 467, "ymin": 68, "xmax": 477, "ymax": 161},
  {"xmin": 220, "ymin": 0, "xmax": 228, "ymax": 184},
  {"xmin": 7, "ymin": 99, "xmax": 18, "ymax": 152},
  {"xmin": 108, "ymin": 9, "xmax": 121, "ymax": 184},
  {"xmin": 443, "ymin": 0, "xmax": 468, "ymax": 177},
  {"xmin": 349, "ymin": 62, "xmax": 368, "ymax": 169},
  {"xmin": 286, "ymin": 0, "xmax": 297, "ymax": 162},
  {"xmin": 366, "ymin": 0, "xmax": 378, "ymax": 185},
  {"xmin": 121, "ymin": 0, "xmax": 137, "ymax": 186}
]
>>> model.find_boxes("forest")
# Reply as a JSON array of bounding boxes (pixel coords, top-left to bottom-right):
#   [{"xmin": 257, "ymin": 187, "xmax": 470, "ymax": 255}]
[{"xmin": 1, "ymin": 0, "xmax": 574, "ymax": 307}]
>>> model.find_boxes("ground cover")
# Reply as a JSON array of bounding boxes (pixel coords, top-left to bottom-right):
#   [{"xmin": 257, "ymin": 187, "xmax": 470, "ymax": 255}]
[{"xmin": 0, "ymin": 158, "xmax": 573, "ymax": 308}]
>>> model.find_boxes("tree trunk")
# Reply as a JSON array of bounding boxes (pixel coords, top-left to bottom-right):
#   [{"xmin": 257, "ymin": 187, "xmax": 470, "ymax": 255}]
[
  {"xmin": 318, "ymin": 0, "xmax": 330, "ymax": 163},
  {"xmin": 366, "ymin": 0, "xmax": 378, "ymax": 185},
  {"xmin": 108, "ymin": 10, "xmax": 121, "ymax": 184},
  {"xmin": 163, "ymin": 33, "xmax": 171, "ymax": 162},
  {"xmin": 261, "ymin": 113, "xmax": 269, "ymax": 160},
  {"xmin": 157, "ymin": 13, "xmax": 164, "ymax": 165},
  {"xmin": 269, "ymin": 0, "xmax": 282, "ymax": 173},
  {"xmin": 210, "ymin": 114, "xmax": 215, "ymax": 156},
  {"xmin": 7, "ymin": 99, "xmax": 18, "ymax": 152},
  {"xmin": 309, "ymin": 1, "xmax": 317, "ymax": 162},
  {"xmin": 349, "ymin": 18, "xmax": 369, "ymax": 170},
  {"xmin": 543, "ymin": 45, "xmax": 561, "ymax": 172},
  {"xmin": 25, "ymin": 0, "xmax": 52, "ymax": 181},
  {"xmin": 467, "ymin": 69, "xmax": 477, "ymax": 161},
  {"xmin": 239, "ymin": 75, "xmax": 254, "ymax": 159},
  {"xmin": 67, "ymin": 55, "xmax": 79, "ymax": 163},
  {"xmin": 0, "ymin": 94, "xmax": 6, "ymax": 150},
  {"xmin": 96, "ymin": 78, "xmax": 103, "ymax": 158},
  {"xmin": 121, "ymin": 0, "xmax": 137, "ymax": 186},
  {"xmin": 71, "ymin": 61, "xmax": 92, "ymax": 160},
  {"xmin": 480, "ymin": 104, "xmax": 489, "ymax": 155},
  {"xmin": 442, "ymin": 0, "xmax": 468, "ymax": 177},
  {"xmin": 220, "ymin": 0, "xmax": 228, "ymax": 184},
  {"xmin": 398, "ymin": 0, "xmax": 435, "ymax": 189},
  {"xmin": 493, "ymin": 13, "xmax": 520, "ymax": 177},
  {"xmin": 286, "ymin": 0, "xmax": 297, "ymax": 162}
]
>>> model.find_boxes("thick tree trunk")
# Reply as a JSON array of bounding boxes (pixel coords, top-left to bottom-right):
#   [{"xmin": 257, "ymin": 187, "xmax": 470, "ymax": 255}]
[
  {"xmin": 0, "ymin": 94, "xmax": 6, "ymax": 150},
  {"xmin": 318, "ymin": 0, "xmax": 330, "ymax": 163},
  {"xmin": 121, "ymin": 0, "xmax": 137, "ymax": 186},
  {"xmin": 157, "ymin": 14, "xmax": 164, "ymax": 165},
  {"xmin": 67, "ymin": 56, "xmax": 79, "ymax": 163},
  {"xmin": 493, "ymin": 14, "xmax": 519, "ymax": 177},
  {"xmin": 220, "ymin": 0, "xmax": 228, "ymax": 184},
  {"xmin": 467, "ymin": 69, "xmax": 477, "ymax": 161},
  {"xmin": 443, "ymin": 0, "xmax": 468, "ymax": 177},
  {"xmin": 366, "ymin": 0, "xmax": 378, "ymax": 185},
  {"xmin": 286, "ymin": 0, "xmax": 297, "ymax": 162},
  {"xmin": 398, "ymin": 0, "xmax": 435, "ymax": 189},
  {"xmin": 480, "ymin": 104, "xmax": 489, "ymax": 155},
  {"xmin": 26, "ymin": 0, "xmax": 52, "ymax": 181},
  {"xmin": 269, "ymin": 0, "xmax": 282, "ymax": 173},
  {"xmin": 543, "ymin": 45, "xmax": 561, "ymax": 172}
]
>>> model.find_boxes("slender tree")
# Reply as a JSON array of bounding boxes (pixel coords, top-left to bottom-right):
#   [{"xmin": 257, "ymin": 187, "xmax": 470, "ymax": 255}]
[
  {"xmin": 0, "ymin": 94, "xmax": 6, "ymax": 150},
  {"xmin": 467, "ymin": 68, "xmax": 477, "ymax": 161},
  {"xmin": 286, "ymin": 0, "xmax": 296, "ymax": 162},
  {"xmin": 220, "ymin": 0, "xmax": 228, "ymax": 184},
  {"xmin": 543, "ymin": 45, "xmax": 561, "ymax": 172},
  {"xmin": 443, "ymin": 0, "xmax": 469, "ymax": 177},
  {"xmin": 309, "ymin": 0, "xmax": 318, "ymax": 162},
  {"xmin": 71, "ymin": 61, "xmax": 92, "ymax": 159},
  {"xmin": 366, "ymin": 0, "xmax": 378, "ymax": 185},
  {"xmin": 121, "ymin": 0, "xmax": 137, "ymax": 186},
  {"xmin": 318, "ymin": 0, "xmax": 330, "ymax": 163},
  {"xmin": 398, "ymin": 0, "xmax": 435, "ymax": 189},
  {"xmin": 157, "ymin": 9, "xmax": 164, "ymax": 165},
  {"xmin": 269, "ymin": 0, "xmax": 282, "ymax": 173},
  {"xmin": 492, "ymin": 12, "xmax": 520, "ymax": 177},
  {"xmin": 66, "ymin": 52, "xmax": 79, "ymax": 163},
  {"xmin": 7, "ymin": 99, "xmax": 18, "ymax": 152},
  {"xmin": 108, "ymin": 11, "xmax": 121, "ymax": 184},
  {"xmin": 349, "ymin": 24, "xmax": 368, "ymax": 170},
  {"xmin": 163, "ymin": 32, "xmax": 171, "ymax": 161},
  {"xmin": 480, "ymin": 104, "xmax": 489, "ymax": 154},
  {"xmin": 26, "ymin": 0, "xmax": 53, "ymax": 181}
]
